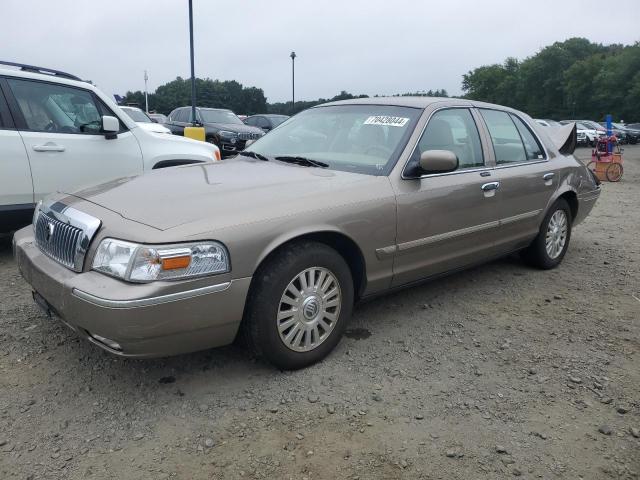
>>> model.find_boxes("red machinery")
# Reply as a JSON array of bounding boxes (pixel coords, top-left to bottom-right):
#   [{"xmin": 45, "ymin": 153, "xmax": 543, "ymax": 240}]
[{"xmin": 587, "ymin": 135, "xmax": 623, "ymax": 182}]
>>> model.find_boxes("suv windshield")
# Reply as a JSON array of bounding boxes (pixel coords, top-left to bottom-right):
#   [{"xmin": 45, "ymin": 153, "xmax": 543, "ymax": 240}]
[
  {"xmin": 200, "ymin": 109, "xmax": 243, "ymax": 125},
  {"xmin": 122, "ymin": 108, "xmax": 152, "ymax": 123},
  {"xmin": 245, "ymin": 105, "xmax": 421, "ymax": 175}
]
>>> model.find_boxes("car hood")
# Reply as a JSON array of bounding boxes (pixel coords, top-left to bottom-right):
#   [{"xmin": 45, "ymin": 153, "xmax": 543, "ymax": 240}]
[
  {"xmin": 203, "ymin": 122, "xmax": 263, "ymax": 134},
  {"xmin": 67, "ymin": 158, "xmax": 385, "ymax": 231},
  {"xmin": 137, "ymin": 122, "xmax": 172, "ymax": 134}
]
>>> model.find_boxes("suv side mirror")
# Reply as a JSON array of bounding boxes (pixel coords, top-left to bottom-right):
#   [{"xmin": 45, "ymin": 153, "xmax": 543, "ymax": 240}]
[
  {"xmin": 419, "ymin": 150, "xmax": 458, "ymax": 174},
  {"xmin": 102, "ymin": 115, "xmax": 119, "ymax": 139}
]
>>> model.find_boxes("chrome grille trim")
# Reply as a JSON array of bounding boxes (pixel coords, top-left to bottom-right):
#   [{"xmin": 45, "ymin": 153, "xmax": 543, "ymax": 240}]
[
  {"xmin": 33, "ymin": 200, "xmax": 101, "ymax": 272},
  {"xmin": 237, "ymin": 132, "xmax": 262, "ymax": 141}
]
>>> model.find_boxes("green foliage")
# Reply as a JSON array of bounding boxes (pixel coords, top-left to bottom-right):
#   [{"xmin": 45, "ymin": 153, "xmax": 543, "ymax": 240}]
[
  {"xmin": 123, "ymin": 76, "xmax": 267, "ymax": 115},
  {"xmin": 462, "ymin": 38, "xmax": 640, "ymax": 120}
]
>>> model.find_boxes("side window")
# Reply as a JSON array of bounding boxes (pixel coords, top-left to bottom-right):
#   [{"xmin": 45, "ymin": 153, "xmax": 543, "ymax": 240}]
[
  {"xmin": 257, "ymin": 117, "xmax": 270, "ymax": 129},
  {"xmin": 410, "ymin": 108, "xmax": 484, "ymax": 171},
  {"xmin": 7, "ymin": 78, "xmax": 103, "ymax": 134},
  {"xmin": 511, "ymin": 115, "xmax": 545, "ymax": 160},
  {"xmin": 479, "ymin": 109, "xmax": 527, "ymax": 165},
  {"xmin": 245, "ymin": 117, "xmax": 257, "ymax": 126}
]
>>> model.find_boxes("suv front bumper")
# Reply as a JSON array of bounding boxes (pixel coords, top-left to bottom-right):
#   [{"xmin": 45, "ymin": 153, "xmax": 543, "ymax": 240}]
[{"xmin": 13, "ymin": 227, "xmax": 250, "ymax": 358}]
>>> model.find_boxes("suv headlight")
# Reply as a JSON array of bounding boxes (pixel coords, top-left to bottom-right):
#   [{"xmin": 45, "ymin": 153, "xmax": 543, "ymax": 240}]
[
  {"xmin": 92, "ymin": 239, "xmax": 230, "ymax": 282},
  {"xmin": 218, "ymin": 130, "xmax": 237, "ymax": 139}
]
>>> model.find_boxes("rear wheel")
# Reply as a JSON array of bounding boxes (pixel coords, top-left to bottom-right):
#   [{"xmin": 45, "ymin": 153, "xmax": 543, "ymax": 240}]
[
  {"xmin": 241, "ymin": 241, "xmax": 353, "ymax": 370},
  {"xmin": 605, "ymin": 163, "xmax": 623, "ymax": 182},
  {"xmin": 522, "ymin": 199, "xmax": 572, "ymax": 269}
]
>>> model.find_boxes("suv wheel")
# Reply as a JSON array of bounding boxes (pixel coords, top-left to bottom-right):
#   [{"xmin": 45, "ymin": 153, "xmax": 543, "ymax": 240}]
[{"xmin": 241, "ymin": 241, "xmax": 353, "ymax": 370}]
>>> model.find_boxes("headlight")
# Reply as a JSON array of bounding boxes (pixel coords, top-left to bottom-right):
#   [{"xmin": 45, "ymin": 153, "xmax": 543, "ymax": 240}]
[{"xmin": 92, "ymin": 239, "xmax": 230, "ymax": 282}]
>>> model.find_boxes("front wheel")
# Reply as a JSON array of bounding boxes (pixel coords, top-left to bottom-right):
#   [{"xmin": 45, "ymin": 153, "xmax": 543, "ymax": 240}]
[
  {"xmin": 241, "ymin": 241, "xmax": 354, "ymax": 370},
  {"xmin": 522, "ymin": 199, "xmax": 572, "ymax": 269}
]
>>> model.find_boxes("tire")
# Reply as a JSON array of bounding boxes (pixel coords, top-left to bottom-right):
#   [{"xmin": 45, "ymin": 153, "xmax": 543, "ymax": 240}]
[
  {"xmin": 522, "ymin": 199, "xmax": 572, "ymax": 270},
  {"xmin": 605, "ymin": 163, "xmax": 623, "ymax": 182},
  {"xmin": 241, "ymin": 241, "xmax": 354, "ymax": 370}
]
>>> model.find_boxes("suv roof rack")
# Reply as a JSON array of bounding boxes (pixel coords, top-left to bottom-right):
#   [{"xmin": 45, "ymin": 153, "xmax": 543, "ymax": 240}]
[{"xmin": 0, "ymin": 60, "xmax": 82, "ymax": 82}]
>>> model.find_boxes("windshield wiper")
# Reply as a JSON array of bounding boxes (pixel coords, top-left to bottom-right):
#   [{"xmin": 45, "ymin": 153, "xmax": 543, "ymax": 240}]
[
  {"xmin": 274, "ymin": 156, "xmax": 329, "ymax": 168},
  {"xmin": 238, "ymin": 151, "xmax": 270, "ymax": 161}
]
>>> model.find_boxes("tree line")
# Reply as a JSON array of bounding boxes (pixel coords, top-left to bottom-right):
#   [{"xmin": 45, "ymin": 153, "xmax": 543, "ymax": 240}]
[
  {"xmin": 122, "ymin": 38, "xmax": 639, "ymax": 121},
  {"xmin": 462, "ymin": 38, "xmax": 640, "ymax": 121}
]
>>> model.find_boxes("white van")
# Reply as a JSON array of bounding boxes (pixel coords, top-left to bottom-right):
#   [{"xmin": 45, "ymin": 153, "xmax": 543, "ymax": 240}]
[{"xmin": 0, "ymin": 61, "xmax": 220, "ymax": 232}]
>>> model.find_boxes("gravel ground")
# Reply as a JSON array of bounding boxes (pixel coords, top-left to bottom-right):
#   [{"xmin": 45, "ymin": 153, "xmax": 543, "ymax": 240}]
[{"xmin": 1, "ymin": 146, "xmax": 638, "ymax": 480}]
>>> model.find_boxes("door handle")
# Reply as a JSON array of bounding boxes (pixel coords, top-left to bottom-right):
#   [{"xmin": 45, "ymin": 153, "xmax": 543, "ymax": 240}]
[
  {"xmin": 543, "ymin": 173, "xmax": 555, "ymax": 181},
  {"xmin": 33, "ymin": 143, "xmax": 65, "ymax": 152},
  {"xmin": 481, "ymin": 182, "xmax": 500, "ymax": 191}
]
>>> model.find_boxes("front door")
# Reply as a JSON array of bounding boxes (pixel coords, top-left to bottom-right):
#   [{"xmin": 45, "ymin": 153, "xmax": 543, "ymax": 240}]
[
  {"xmin": 391, "ymin": 107, "xmax": 502, "ymax": 287},
  {"xmin": 4, "ymin": 77, "xmax": 143, "ymax": 201}
]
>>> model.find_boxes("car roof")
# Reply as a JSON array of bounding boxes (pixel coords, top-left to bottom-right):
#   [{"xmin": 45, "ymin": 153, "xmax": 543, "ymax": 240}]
[
  {"xmin": 0, "ymin": 64, "xmax": 95, "ymax": 90},
  {"xmin": 318, "ymin": 96, "xmax": 529, "ymax": 115}
]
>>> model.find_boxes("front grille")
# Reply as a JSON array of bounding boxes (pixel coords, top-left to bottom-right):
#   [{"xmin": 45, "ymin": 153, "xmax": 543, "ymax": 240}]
[
  {"xmin": 237, "ymin": 132, "xmax": 262, "ymax": 141},
  {"xmin": 35, "ymin": 211, "xmax": 83, "ymax": 270}
]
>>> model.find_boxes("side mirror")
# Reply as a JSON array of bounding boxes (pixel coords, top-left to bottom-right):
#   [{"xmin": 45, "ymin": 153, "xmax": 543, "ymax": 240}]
[
  {"xmin": 419, "ymin": 150, "xmax": 458, "ymax": 174},
  {"xmin": 102, "ymin": 115, "xmax": 119, "ymax": 139}
]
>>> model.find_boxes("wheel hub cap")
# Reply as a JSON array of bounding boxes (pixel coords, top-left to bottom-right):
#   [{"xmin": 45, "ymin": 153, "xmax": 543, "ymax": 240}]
[
  {"xmin": 277, "ymin": 267, "xmax": 342, "ymax": 353},
  {"xmin": 545, "ymin": 210, "xmax": 568, "ymax": 259}
]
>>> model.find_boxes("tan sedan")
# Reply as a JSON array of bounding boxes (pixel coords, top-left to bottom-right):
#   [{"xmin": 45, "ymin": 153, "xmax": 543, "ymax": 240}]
[{"xmin": 14, "ymin": 97, "xmax": 601, "ymax": 369}]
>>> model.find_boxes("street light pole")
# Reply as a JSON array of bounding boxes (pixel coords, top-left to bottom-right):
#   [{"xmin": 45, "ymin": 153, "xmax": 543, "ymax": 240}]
[
  {"xmin": 144, "ymin": 70, "xmax": 149, "ymax": 113},
  {"xmin": 188, "ymin": 0, "xmax": 197, "ymax": 125},
  {"xmin": 290, "ymin": 51, "xmax": 296, "ymax": 114}
]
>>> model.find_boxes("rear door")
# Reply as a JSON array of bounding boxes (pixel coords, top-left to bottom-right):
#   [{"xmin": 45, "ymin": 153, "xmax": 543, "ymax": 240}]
[
  {"xmin": 391, "ymin": 107, "xmax": 503, "ymax": 286},
  {"xmin": 0, "ymin": 78, "xmax": 34, "ymax": 224},
  {"xmin": 5, "ymin": 77, "xmax": 143, "ymax": 201},
  {"xmin": 477, "ymin": 108, "xmax": 557, "ymax": 252}
]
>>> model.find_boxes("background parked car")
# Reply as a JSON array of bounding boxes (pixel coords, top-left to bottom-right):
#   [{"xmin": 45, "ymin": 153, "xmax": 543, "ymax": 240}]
[
  {"xmin": 560, "ymin": 120, "xmax": 600, "ymax": 146},
  {"xmin": 120, "ymin": 106, "xmax": 171, "ymax": 134},
  {"xmin": 165, "ymin": 106, "xmax": 264, "ymax": 157},
  {"xmin": 534, "ymin": 119, "xmax": 563, "ymax": 128},
  {"xmin": 244, "ymin": 114, "xmax": 290, "ymax": 132},
  {"xmin": 0, "ymin": 61, "xmax": 220, "ymax": 232},
  {"xmin": 148, "ymin": 113, "xmax": 167, "ymax": 124},
  {"xmin": 599, "ymin": 121, "xmax": 638, "ymax": 144}
]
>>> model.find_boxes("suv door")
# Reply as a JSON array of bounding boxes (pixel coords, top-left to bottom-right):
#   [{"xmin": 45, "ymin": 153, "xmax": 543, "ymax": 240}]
[
  {"xmin": 0, "ymin": 79, "xmax": 34, "ymax": 230},
  {"xmin": 166, "ymin": 108, "xmax": 187, "ymax": 135},
  {"xmin": 477, "ymin": 109, "xmax": 556, "ymax": 252},
  {"xmin": 391, "ymin": 107, "xmax": 502, "ymax": 286},
  {"xmin": 5, "ymin": 78, "xmax": 143, "ymax": 202}
]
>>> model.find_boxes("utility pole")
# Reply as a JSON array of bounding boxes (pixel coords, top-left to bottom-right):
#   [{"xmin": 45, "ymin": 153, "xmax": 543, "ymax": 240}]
[
  {"xmin": 144, "ymin": 70, "xmax": 149, "ymax": 113},
  {"xmin": 290, "ymin": 51, "xmax": 296, "ymax": 114},
  {"xmin": 189, "ymin": 0, "xmax": 197, "ymax": 125}
]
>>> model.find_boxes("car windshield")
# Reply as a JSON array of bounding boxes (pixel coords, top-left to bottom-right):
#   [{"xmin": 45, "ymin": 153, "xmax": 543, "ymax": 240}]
[
  {"xmin": 122, "ymin": 108, "xmax": 152, "ymax": 123},
  {"xmin": 245, "ymin": 105, "xmax": 421, "ymax": 175},
  {"xmin": 200, "ymin": 109, "xmax": 243, "ymax": 125}
]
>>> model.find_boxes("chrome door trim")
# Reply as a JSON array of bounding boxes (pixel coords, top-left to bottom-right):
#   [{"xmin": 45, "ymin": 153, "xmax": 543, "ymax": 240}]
[
  {"xmin": 375, "ymin": 209, "xmax": 542, "ymax": 256},
  {"xmin": 500, "ymin": 209, "xmax": 542, "ymax": 225},
  {"xmin": 72, "ymin": 281, "xmax": 231, "ymax": 309}
]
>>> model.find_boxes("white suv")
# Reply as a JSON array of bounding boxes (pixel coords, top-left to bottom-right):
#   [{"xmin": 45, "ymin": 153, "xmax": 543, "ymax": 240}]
[{"xmin": 0, "ymin": 61, "xmax": 220, "ymax": 232}]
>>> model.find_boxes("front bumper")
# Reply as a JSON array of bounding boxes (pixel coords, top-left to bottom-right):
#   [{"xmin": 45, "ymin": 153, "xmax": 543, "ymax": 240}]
[{"xmin": 13, "ymin": 227, "xmax": 251, "ymax": 358}]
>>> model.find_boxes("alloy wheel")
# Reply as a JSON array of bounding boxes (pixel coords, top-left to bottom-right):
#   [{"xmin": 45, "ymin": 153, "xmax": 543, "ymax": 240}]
[{"xmin": 545, "ymin": 210, "xmax": 568, "ymax": 259}]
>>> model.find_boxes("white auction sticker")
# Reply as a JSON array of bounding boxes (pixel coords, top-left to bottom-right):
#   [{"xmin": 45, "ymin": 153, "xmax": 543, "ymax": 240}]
[{"xmin": 363, "ymin": 116, "xmax": 409, "ymax": 127}]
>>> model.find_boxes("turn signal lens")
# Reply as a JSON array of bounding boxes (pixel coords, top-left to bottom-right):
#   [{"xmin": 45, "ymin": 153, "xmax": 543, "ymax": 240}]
[
  {"xmin": 161, "ymin": 255, "xmax": 191, "ymax": 270},
  {"xmin": 214, "ymin": 149, "xmax": 221, "ymax": 161}
]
